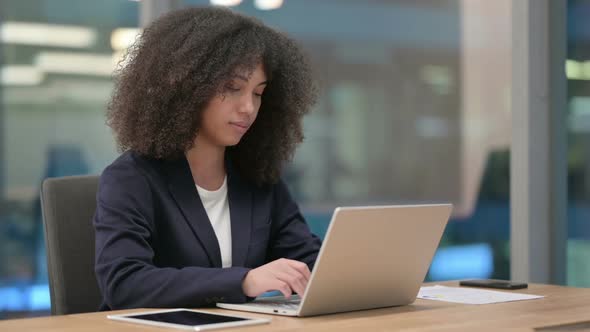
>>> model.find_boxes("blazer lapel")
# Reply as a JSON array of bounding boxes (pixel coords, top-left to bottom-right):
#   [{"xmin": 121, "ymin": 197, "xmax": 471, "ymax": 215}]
[
  {"xmin": 163, "ymin": 157, "xmax": 222, "ymax": 267},
  {"xmin": 227, "ymin": 165, "xmax": 252, "ymax": 267}
]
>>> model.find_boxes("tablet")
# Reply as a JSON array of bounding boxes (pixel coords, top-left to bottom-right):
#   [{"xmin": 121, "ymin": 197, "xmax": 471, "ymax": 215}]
[{"xmin": 107, "ymin": 308, "xmax": 271, "ymax": 331}]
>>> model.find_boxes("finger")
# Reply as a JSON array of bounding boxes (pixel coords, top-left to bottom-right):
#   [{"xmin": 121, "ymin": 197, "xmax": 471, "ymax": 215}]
[
  {"xmin": 272, "ymin": 259, "xmax": 308, "ymax": 284},
  {"xmin": 275, "ymin": 272, "xmax": 305, "ymax": 297},
  {"xmin": 292, "ymin": 277, "xmax": 307, "ymax": 296},
  {"xmin": 269, "ymin": 261, "xmax": 306, "ymax": 295},
  {"xmin": 271, "ymin": 280, "xmax": 292, "ymax": 299},
  {"xmin": 283, "ymin": 261, "xmax": 310, "ymax": 284},
  {"xmin": 286, "ymin": 267, "xmax": 309, "ymax": 293},
  {"xmin": 286, "ymin": 260, "xmax": 311, "ymax": 281}
]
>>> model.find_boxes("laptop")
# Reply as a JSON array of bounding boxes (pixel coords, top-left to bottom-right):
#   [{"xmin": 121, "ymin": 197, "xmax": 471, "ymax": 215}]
[{"xmin": 217, "ymin": 204, "xmax": 452, "ymax": 317}]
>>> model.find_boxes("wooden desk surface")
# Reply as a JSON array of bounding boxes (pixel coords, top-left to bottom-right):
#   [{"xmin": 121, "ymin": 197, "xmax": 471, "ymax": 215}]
[{"xmin": 1, "ymin": 282, "xmax": 589, "ymax": 332}]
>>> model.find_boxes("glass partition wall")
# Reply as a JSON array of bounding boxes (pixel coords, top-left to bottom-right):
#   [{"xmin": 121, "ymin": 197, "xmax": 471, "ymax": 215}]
[{"xmin": 0, "ymin": 0, "xmax": 515, "ymax": 318}]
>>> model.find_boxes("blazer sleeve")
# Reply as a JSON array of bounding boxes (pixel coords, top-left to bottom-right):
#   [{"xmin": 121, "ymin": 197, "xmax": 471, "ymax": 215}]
[
  {"xmin": 94, "ymin": 162, "xmax": 251, "ymax": 310},
  {"xmin": 267, "ymin": 180, "xmax": 322, "ymax": 270}
]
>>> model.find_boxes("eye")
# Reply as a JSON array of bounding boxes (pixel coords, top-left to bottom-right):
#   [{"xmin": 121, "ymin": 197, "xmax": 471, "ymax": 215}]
[{"xmin": 224, "ymin": 83, "xmax": 241, "ymax": 92}]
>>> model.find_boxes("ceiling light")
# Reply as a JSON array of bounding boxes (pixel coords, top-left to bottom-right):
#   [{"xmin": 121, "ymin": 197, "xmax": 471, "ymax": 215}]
[
  {"xmin": 111, "ymin": 28, "xmax": 141, "ymax": 51},
  {"xmin": 0, "ymin": 22, "xmax": 96, "ymax": 48},
  {"xmin": 35, "ymin": 52, "xmax": 114, "ymax": 77},
  {"xmin": 566, "ymin": 59, "xmax": 583, "ymax": 80},
  {"xmin": 254, "ymin": 0, "xmax": 283, "ymax": 10},
  {"xmin": 582, "ymin": 61, "xmax": 590, "ymax": 80},
  {"xmin": 210, "ymin": 0, "xmax": 242, "ymax": 7},
  {"xmin": 1, "ymin": 65, "xmax": 44, "ymax": 86}
]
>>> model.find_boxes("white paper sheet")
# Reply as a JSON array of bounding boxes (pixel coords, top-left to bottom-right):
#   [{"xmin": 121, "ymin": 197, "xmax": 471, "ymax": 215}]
[{"xmin": 417, "ymin": 285, "xmax": 544, "ymax": 304}]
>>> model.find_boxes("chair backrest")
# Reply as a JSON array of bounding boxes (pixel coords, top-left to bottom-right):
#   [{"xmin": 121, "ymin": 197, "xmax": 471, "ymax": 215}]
[{"xmin": 41, "ymin": 175, "xmax": 102, "ymax": 315}]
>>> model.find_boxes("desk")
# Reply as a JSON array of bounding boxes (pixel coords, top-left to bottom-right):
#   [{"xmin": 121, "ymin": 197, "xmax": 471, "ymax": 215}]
[{"xmin": 1, "ymin": 282, "xmax": 589, "ymax": 331}]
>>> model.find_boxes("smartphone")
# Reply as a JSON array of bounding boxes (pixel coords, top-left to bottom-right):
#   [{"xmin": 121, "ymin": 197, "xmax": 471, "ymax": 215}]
[{"xmin": 459, "ymin": 279, "xmax": 528, "ymax": 290}]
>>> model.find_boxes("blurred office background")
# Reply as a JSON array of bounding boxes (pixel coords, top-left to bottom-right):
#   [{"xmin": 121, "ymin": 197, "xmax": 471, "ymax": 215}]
[{"xmin": 0, "ymin": 0, "xmax": 587, "ymax": 319}]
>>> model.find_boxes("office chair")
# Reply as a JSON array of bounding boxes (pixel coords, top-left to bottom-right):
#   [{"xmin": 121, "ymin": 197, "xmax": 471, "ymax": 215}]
[{"xmin": 41, "ymin": 175, "xmax": 102, "ymax": 315}]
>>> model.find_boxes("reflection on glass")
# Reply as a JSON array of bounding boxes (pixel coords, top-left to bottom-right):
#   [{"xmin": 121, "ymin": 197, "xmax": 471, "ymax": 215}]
[
  {"xmin": 567, "ymin": 0, "xmax": 590, "ymax": 288},
  {"xmin": 0, "ymin": 0, "xmax": 515, "ymax": 318},
  {"xmin": 0, "ymin": 0, "xmax": 139, "ymax": 318},
  {"xmin": 184, "ymin": 0, "xmax": 512, "ymax": 282}
]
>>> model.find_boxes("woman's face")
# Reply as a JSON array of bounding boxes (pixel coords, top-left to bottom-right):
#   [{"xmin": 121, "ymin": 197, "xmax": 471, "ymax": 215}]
[{"xmin": 198, "ymin": 63, "xmax": 267, "ymax": 148}]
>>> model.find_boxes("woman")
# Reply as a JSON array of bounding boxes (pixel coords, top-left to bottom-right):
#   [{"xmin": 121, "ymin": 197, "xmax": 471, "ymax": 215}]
[{"xmin": 94, "ymin": 6, "xmax": 321, "ymax": 310}]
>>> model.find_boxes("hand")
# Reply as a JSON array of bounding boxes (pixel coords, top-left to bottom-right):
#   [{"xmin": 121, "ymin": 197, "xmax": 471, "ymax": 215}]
[{"xmin": 242, "ymin": 258, "xmax": 311, "ymax": 298}]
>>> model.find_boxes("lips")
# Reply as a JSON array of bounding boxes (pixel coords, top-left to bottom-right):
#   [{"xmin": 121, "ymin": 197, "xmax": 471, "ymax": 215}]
[
  {"xmin": 230, "ymin": 122, "xmax": 250, "ymax": 129},
  {"xmin": 230, "ymin": 121, "xmax": 250, "ymax": 133}
]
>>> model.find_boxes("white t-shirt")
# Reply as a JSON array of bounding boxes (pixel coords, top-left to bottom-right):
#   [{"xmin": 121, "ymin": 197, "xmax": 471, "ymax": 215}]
[{"xmin": 196, "ymin": 176, "xmax": 232, "ymax": 268}]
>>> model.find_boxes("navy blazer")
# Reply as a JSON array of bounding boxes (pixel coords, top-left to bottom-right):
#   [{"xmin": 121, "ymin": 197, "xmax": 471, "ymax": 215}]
[{"xmin": 94, "ymin": 151, "xmax": 321, "ymax": 310}]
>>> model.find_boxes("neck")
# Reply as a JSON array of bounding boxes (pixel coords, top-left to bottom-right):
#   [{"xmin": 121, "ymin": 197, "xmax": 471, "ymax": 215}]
[{"xmin": 185, "ymin": 138, "xmax": 226, "ymax": 191}]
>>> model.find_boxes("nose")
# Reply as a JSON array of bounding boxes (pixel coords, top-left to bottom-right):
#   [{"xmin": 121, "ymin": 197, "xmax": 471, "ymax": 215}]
[{"xmin": 238, "ymin": 94, "xmax": 256, "ymax": 115}]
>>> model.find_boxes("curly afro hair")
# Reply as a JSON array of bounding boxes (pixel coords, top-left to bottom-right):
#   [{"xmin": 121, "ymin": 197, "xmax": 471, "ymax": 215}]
[{"xmin": 107, "ymin": 6, "xmax": 317, "ymax": 185}]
